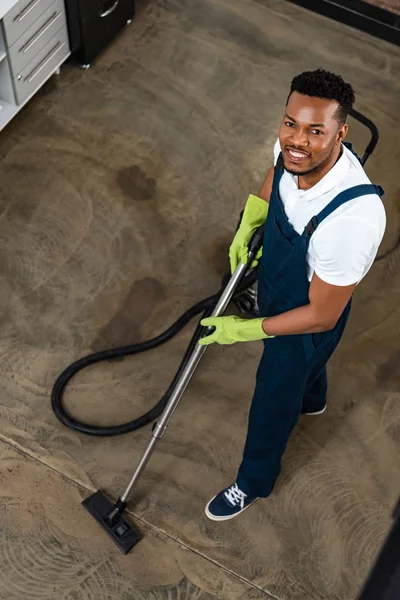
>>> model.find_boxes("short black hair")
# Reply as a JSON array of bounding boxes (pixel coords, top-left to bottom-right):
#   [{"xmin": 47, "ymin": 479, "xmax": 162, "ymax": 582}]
[{"xmin": 288, "ymin": 69, "xmax": 355, "ymax": 125}]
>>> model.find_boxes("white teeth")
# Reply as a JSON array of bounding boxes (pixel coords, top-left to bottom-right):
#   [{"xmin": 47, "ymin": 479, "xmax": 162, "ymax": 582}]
[{"xmin": 289, "ymin": 150, "xmax": 307, "ymax": 158}]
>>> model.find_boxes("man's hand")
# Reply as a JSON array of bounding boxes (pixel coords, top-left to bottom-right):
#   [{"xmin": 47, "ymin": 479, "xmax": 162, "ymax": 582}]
[
  {"xmin": 229, "ymin": 167, "xmax": 274, "ymax": 274},
  {"xmin": 261, "ymin": 273, "xmax": 357, "ymax": 337},
  {"xmin": 199, "ymin": 275, "xmax": 355, "ymax": 345},
  {"xmin": 199, "ymin": 316, "xmax": 274, "ymax": 346},
  {"xmin": 229, "ymin": 195, "xmax": 269, "ymax": 274}
]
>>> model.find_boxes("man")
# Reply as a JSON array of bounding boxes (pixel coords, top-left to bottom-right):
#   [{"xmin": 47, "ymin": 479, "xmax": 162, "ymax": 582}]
[{"xmin": 199, "ymin": 69, "xmax": 386, "ymax": 521}]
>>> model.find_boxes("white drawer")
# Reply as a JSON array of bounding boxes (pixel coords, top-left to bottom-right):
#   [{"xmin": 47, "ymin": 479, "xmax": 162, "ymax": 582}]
[
  {"xmin": 8, "ymin": 0, "xmax": 66, "ymax": 78},
  {"xmin": 3, "ymin": 0, "xmax": 56, "ymax": 48},
  {"xmin": 14, "ymin": 24, "xmax": 69, "ymax": 105}
]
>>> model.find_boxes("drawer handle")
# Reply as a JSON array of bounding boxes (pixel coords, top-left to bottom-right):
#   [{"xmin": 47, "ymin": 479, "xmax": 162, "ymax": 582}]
[
  {"xmin": 25, "ymin": 40, "xmax": 66, "ymax": 83},
  {"xmin": 14, "ymin": 0, "xmax": 42, "ymax": 23},
  {"xmin": 20, "ymin": 12, "xmax": 62, "ymax": 54},
  {"xmin": 99, "ymin": 0, "xmax": 120, "ymax": 17}
]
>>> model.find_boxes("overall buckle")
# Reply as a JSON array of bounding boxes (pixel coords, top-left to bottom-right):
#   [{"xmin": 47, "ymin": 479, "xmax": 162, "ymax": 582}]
[{"xmin": 305, "ymin": 216, "xmax": 319, "ymax": 237}]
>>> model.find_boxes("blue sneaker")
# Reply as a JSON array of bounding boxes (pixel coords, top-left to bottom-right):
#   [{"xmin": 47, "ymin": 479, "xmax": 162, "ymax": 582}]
[{"xmin": 205, "ymin": 483, "xmax": 258, "ymax": 521}]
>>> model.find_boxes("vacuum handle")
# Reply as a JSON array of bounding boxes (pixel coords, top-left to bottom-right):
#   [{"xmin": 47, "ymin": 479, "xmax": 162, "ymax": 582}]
[
  {"xmin": 204, "ymin": 222, "xmax": 265, "ymax": 326},
  {"xmin": 248, "ymin": 223, "xmax": 265, "ymax": 259},
  {"xmin": 348, "ymin": 108, "xmax": 379, "ymax": 166}
]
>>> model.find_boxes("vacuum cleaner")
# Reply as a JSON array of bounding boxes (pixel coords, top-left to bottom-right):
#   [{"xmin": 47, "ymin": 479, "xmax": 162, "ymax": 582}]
[
  {"xmin": 52, "ymin": 227, "xmax": 263, "ymax": 552},
  {"xmin": 51, "ymin": 108, "xmax": 397, "ymax": 554}
]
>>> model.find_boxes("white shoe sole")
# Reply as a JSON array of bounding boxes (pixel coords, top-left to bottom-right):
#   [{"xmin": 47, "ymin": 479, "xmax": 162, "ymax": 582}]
[
  {"xmin": 205, "ymin": 496, "xmax": 258, "ymax": 522},
  {"xmin": 303, "ymin": 405, "xmax": 327, "ymax": 416}
]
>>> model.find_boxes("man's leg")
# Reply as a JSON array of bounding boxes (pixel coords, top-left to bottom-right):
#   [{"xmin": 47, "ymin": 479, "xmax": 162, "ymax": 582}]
[
  {"xmin": 236, "ymin": 335, "xmax": 310, "ymax": 498},
  {"xmin": 301, "ymin": 364, "xmax": 327, "ymax": 415}
]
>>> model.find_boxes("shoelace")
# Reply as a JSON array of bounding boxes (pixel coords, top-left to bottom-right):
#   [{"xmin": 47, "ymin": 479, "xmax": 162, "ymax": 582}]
[{"xmin": 224, "ymin": 483, "xmax": 247, "ymax": 509}]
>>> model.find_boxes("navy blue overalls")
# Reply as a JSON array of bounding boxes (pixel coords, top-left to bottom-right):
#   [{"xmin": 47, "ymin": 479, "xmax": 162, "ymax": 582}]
[{"xmin": 237, "ymin": 151, "xmax": 383, "ymax": 498}]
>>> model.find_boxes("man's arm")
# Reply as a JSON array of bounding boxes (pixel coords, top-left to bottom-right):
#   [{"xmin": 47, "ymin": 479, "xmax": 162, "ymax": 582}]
[
  {"xmin": 258, "ymin": 166, "xmax": 274, "ymax": 203},
  {"xmin": 261, "ymin": 273, "xmax": 356, "ymax": 336}
]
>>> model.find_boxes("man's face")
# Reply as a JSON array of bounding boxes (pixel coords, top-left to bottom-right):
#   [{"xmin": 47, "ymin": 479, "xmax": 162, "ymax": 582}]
[{"xmin": 279, "ymin": 91, "xmax": 347, "ymax": 176}]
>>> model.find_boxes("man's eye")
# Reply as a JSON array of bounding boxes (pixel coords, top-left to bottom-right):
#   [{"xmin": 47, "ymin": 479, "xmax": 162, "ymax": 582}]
[
  {"xmin": 285, "ymin": 121, "xmax": 294, "ymax": 127},
  {"xmin": 311, "ymin": 129, "xmax": 323, "ymax": 135}
]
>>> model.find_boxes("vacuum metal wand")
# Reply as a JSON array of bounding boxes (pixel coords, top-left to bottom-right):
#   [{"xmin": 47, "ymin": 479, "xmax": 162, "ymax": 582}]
[
  {"xmin": 120, "ymin": 259, "xmax": 249, "ymax": 503},
  {"xmin": 82, "ymin": 224, "xmax": 264, "ymax": 553}
]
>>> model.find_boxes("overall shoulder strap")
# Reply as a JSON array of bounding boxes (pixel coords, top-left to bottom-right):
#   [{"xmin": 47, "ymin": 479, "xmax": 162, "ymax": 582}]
[
  {"xmin": 270, "ymin": 153, "xmax": 285, "ymax": 196},
  {"xmin": 276, "ymin": 152, "xmax": 285, "ymax": 172},
  {"xmin": 304, "ymin": 184, "xmax": 382, "ymax": 239}
]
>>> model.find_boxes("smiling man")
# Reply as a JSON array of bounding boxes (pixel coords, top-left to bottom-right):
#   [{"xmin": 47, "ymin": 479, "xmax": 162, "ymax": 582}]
[{"xmin": 200, "ymin": 69, "xmax": 386, "ymax": 521}]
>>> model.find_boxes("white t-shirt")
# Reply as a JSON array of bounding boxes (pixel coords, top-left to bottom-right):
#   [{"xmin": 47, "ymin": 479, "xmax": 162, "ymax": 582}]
[{"xmin": 273, "ymin": 140, "xmax": 386, "ymax": 286}]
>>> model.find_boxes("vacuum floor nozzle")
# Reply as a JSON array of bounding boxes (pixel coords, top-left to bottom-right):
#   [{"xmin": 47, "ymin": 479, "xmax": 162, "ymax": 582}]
[{"xmin": 82, "ymin": 491, "xmax": 141, "ymax": 554}]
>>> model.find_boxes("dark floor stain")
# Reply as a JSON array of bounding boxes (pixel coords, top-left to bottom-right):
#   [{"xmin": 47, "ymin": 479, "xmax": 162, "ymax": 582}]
[
  {"xmin": 201, "ymin": 237, "xmax": 231, "ymax": 277},
  {"xmin": 91, "ymin": 277, "xmax": 166, "ymax": 350},
  {"xmin": 375, "ymin": 350, "xmax": 400, "ymax": 390},
  {"xmin": 342, "ymin": 400, "xmax": 356, "ymax": 412},
  {"xmin": 117, "ymin": 165, "xmax": 157, "ymax": 202},
  {"xmin": 0, "ymin": 164, "xmax": 44, "ymax": 223}
]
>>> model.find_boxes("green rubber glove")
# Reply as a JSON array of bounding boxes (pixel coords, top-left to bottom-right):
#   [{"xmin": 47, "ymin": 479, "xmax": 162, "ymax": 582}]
[
  {"xmin": 229, "ymin": 194, "xmax": 269, "ymax": 274},
  {"xmin": 199, "ymin": 316, "xmax": 274, "ymax": 346}
]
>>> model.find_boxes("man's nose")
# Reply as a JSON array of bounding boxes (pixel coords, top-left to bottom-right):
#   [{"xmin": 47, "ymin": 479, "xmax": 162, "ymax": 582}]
[{"xmin": 290, "ymin": 128, "xmax": 308, "ymax": 148}]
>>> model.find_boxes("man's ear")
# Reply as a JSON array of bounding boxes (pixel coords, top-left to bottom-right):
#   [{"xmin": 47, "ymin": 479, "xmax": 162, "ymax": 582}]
[{"xmin": 337, "ymin": 123, "xmax": 348, "ymax": 143}]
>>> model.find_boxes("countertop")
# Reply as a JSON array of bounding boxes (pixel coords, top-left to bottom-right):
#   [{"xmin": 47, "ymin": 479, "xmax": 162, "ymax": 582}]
[{"xmin": 0, "ymin": 0, "xmax": 20, "ymax": 21}]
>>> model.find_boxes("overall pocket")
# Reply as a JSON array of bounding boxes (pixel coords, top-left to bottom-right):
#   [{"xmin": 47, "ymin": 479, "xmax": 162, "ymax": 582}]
[
  {"xmin": 302, "ymin": 330, "xmax": 334, "ymax": 363},
  {"xmin": 301, "ymin": 333, "xmax": 315, "ymax": 363}
]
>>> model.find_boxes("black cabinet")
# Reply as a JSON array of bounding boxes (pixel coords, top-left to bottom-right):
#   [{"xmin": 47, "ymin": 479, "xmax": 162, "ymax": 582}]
[{"xmin": 65, "ymin": 0, "xmax": 135, "ymax": 66}]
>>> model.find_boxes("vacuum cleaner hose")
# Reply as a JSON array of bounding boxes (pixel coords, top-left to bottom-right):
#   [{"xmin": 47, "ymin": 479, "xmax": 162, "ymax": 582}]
[{"xmin": 51, "ymin": 269, "xmax": 258, "ymax": 437}]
